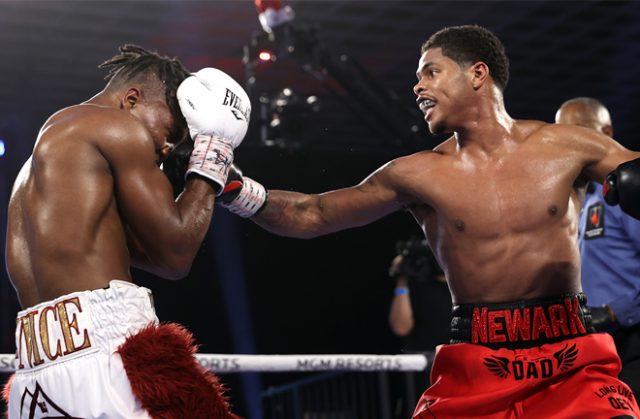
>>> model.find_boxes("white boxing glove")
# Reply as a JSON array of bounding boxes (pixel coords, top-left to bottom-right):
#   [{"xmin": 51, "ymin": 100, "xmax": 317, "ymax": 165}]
[{"xmin": 177, "ymin": 68, "xmax": 251, "ymax": 193}]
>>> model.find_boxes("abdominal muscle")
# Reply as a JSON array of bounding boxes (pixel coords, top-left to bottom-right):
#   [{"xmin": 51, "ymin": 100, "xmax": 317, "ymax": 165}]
[{"xmin": 419, "ymin": 212, "xmax": 582, "ymax": 305}]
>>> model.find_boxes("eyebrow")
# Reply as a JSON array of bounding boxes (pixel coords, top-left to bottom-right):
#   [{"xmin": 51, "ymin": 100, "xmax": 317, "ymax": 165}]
[{"xmin": 416, "ymin": 62, "xmax": 435, "ymax": 79}]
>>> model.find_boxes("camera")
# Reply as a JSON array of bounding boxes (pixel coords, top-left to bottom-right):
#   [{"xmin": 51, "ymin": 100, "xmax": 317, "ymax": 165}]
[{"xmin": 392, "ymin": 237, "xmax": 442, "ymax": 281}]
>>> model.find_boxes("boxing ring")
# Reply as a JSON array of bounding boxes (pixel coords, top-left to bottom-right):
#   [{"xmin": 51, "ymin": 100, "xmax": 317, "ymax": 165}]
[
  {"xmin": 0, "ymin": 352, "xmax": 430, "ymax": 418},
  {"xmin": 0, "ymin": 352, "xmax": 427, "ymax": 373}
]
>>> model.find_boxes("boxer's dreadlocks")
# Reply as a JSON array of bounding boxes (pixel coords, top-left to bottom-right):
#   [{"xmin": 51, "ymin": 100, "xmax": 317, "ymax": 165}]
[{"xmin": 99, "ymin": 44, "xmax": 191, "ymax": 141}]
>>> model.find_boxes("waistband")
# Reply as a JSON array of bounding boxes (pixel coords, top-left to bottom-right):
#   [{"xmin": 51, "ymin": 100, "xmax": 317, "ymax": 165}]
[
  {"xmin": 14, "ymin": 280, "xmax": 157, "ymax": 372},
  {"xmin": 450, "ymin": 293, "xmax": 594, "ymax": 349}
]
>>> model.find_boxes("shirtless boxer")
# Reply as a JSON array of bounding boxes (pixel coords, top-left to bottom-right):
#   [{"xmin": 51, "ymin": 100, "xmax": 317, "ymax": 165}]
[
  {"xmin": 219, "ymin": 26, "xmax": 640, "ymax": 417},
  {"xmin": 3, "ymin": 45, "xmax": 249, "ymax": 418}
]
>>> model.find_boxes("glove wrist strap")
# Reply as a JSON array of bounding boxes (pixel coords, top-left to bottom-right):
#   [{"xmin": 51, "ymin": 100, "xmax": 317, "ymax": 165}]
[
  {"xmin": 185, "ymin": 134, "xmax": 234, "ymax": 195},
  {"xmin": 221, "ymin": 177, "xmax": 267, "ymax": 218}
]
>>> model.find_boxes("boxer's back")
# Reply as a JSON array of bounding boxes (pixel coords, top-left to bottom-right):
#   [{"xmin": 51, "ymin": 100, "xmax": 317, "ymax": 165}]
[{"xmin": 6, "ymin": 105, "xmax": 132, "ymax": 308}]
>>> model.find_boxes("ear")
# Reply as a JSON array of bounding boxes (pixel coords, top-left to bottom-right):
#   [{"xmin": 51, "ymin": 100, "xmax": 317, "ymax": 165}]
[
  {"xmin": 122, "ymin": 87, "xmax": 141, "ymax": 110},
  {"xmin": 602, "ymin": 124, "xmax": 613, "ymax": 138},
  {"xmin": 158, "ymin": 143, "xmax": 175, "ymax": 161},
  {"xmin": 469, "ymin": 61, "xmax": 489, "ymax": 90}
]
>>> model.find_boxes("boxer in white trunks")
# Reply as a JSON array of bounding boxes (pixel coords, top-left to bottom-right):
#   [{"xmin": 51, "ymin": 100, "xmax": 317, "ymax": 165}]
[{"xmin": 4, "ymin": 45, "xmax": 250, "ymax": 418}]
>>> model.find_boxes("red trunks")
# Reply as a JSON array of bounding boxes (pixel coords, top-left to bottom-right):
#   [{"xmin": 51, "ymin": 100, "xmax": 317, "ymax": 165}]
[
  {"xmin": 414, "ymin": 295, "xmax": 639, "ymax": 418},
  {"xmin": 413, "ymin": 334, "xmax": 638, "ymax": 418}
]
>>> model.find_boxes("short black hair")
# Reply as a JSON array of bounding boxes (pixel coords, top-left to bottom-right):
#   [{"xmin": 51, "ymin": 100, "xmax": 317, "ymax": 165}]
[
  {"xmin": 99, "ymin": 44, "xmax": 191, "ymax": 141},
  {"xmin": 422, "ymin": 25, "xmax": 509, "ymax": 91}
]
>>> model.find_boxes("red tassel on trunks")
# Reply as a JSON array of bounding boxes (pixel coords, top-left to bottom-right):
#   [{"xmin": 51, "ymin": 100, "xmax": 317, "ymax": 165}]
[
  {"xmin": 2, "ymin": 374, "xmax": 13, "ymax": 419},
  {"xmin": 117, "ymin": 322, "xmax": 240, "ymax": 419}
]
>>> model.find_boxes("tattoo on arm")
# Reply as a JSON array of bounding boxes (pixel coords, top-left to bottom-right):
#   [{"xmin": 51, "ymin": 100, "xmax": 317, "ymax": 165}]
[{"xmin": 257, "ymin": 196, "xmax": 290, "ymax": 223}]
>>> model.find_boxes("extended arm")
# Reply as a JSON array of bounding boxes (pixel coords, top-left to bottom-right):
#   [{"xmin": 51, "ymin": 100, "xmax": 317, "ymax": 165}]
[
  {"xmin": 217, "ymin": 160, "xmax": 410, "ymax": 238},
  {"xmin": 577, "ymin": 128, "xmax": 640, "ymax": 184},
  {"xmin": 567, "ymin": 125, "xmax": 640, "ymax": 219},
  {"xmin": 253, "ymin": 165, "xmax": 407, "ymax": 238}
]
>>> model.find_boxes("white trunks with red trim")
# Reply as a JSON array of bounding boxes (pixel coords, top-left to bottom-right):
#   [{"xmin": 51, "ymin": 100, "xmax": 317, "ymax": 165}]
[{"xmin": 6, "ymin": 280, "xmax": 158, "ymax": 419}]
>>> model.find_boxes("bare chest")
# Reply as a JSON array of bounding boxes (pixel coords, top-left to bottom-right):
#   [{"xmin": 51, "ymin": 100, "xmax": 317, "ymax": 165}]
[{"xmin": 417, "ymin": 152, "xmax": 580, "ymax": 235}]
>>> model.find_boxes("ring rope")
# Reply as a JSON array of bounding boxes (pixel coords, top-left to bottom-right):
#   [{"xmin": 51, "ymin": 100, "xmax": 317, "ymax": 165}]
[{"xmin": 0, "ymin": 353, "xmax": 427, "ymax": 373}]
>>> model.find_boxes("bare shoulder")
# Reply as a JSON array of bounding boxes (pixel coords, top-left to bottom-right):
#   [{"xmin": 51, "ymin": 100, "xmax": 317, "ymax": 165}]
[
  {"xmin": 515, "ymin": 119, "xmax": 637, "ymax": 181},
  {"xmin": 512, "ymin": 119, "xmax": 602, "ymax": 155},
  {"xmin": 60, "ymin": 105, "xmax": 154, "ymax": 157},
  {"xmin": 523, "ymin": 119, "xmax": 600, "ymax": 148},
  {"xmin": 364, "ymin": 140, "xmax": 452, "ymax": 208},
  {"xmin": 541, "ymin": 120, "xmax": 634, "ymax": 156},
  {"xmin": 376, "ymin": 137, "xmax": 456, "ymax": 184},
  {"xmin": 34, "ymin": 105, "xmax": 157, "ymax": 175},
  {"xmin": 380, "ymin": 148, "xmax": 444, "ymax": 180},
  {"xmin": 73, "ymin": 105, "xmax": 149, "ymax": 143},
  {"xmin": 513, "ymin": 119, "xmax": 550, "ymax": 141}
]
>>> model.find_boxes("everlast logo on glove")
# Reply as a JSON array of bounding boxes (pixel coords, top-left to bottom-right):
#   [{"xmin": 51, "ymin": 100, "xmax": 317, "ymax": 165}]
[
  {"xmin": 177, "ymin": 67, "xmax": 251, "ymax": 195},
  {"xmin": 223, "ymin": 88, "xmax": 251, "ymax": 122}
]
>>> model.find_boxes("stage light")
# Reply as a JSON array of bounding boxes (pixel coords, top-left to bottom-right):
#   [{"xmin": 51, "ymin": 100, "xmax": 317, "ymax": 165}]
[
  {"xmin": 258, "ymin": 50, "xmax": 274, "ymax": 62},
  {"xmin": 0, "ymin": 139, "xmax": 5, "ymax": 157}
]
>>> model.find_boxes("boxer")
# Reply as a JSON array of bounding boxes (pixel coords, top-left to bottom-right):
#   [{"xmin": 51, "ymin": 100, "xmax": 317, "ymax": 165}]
[
  {"xmin": 3, "ymin": 45, "xmax": 249, "ymax": 418},
  {"xmin": 221, "ymin": 25, "xmax": 640, "ymax": 417}
]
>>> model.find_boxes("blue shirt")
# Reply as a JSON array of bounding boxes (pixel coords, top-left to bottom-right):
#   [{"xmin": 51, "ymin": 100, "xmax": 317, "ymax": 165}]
[{"xmin": 578, "ymin": 181, "xmax": 640, "ymax": 328}]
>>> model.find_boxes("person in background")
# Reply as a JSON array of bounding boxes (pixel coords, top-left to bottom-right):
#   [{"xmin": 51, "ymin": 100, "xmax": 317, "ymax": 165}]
[
  {"xmin": 388, "ymin": 237, "xmax": 451, "ymax": 416},
  {"xmin": 388, "ymin": 237, "xmax": 451, "ymax": 353},
  {"xmin": 556, "ymin": 96, "xmax": 640, "ymax": 394}
]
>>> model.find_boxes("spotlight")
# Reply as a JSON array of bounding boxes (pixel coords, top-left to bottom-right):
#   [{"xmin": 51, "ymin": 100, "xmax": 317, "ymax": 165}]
[
  {"xmin": 258, "ymin": 88, "xmax": 323, "ymax": 149},
  {"xmin": 258, "ymin": 50, "xmax": 275, "ymax": 62},
  {"xmin": 0, "ymin": 139, "xmax": 5, "ymax": 157}
]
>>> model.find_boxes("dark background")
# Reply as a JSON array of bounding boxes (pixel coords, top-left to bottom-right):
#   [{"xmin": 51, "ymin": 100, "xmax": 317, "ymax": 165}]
[{"xmin": 2, "ymin": 1, "xmax": 640, "ymax": 417}]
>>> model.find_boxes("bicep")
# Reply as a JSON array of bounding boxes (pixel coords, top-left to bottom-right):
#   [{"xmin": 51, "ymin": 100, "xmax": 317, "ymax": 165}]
[
  {"xmin": 256, "ymin": 163, "xmax": 408, "ymax": 238},
  {"xmin": 99, "ymin": 130, "xmax": 180, "ymax": 249},
  {"xmin": 318, "ymin": 171, "xmax": 406, "ymax": 230},
  {"xmin": 579, "ymin": 130, "xmax": 640, "ymax": 183}
]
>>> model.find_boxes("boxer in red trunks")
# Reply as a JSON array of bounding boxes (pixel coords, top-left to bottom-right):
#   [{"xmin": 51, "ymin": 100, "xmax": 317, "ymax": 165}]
[{"xmin": 217, "ymin": 25, "xmax": 640, "ymax": 417}]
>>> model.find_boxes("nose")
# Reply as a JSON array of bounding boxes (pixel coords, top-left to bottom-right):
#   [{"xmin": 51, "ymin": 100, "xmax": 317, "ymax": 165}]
[{"xmin": 413, "ymin": 79, "xmax": 425, "ymax": 97}]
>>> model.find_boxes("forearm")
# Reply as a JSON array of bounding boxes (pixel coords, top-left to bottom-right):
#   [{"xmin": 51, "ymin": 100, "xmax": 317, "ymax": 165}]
[
  {"xmin": 126, "ymin": 227, "xmax": 189, "ymax": 280},
  {"xmin": 251, "ymin": 190, "xmax": 333, "ymax": 239},
  {"xmin": 172, "ymin": 176, "xmax": 217, "ymax": 251},
  {"xmin": 130, "ymin": 177, "xmax": 216, "ymax": 278},
  {"xmin": 607, "ymin": 291, "xmax": 640, "ymax": 328},
  {"xmin": 389, "ymin": 282, "xmax": 414, "ymax": 336}
]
